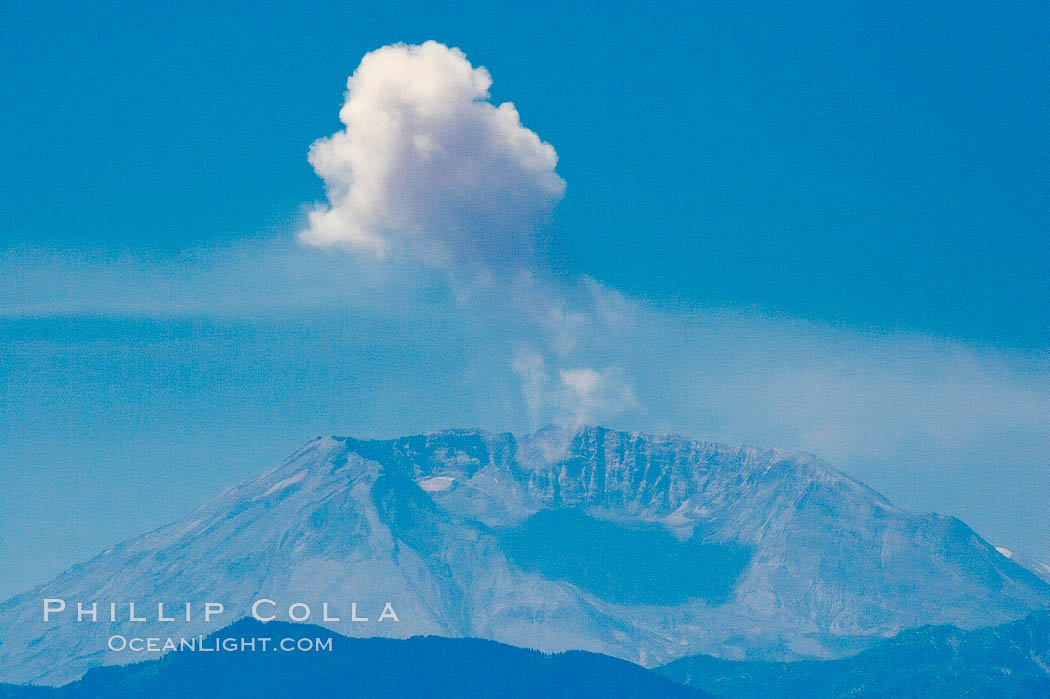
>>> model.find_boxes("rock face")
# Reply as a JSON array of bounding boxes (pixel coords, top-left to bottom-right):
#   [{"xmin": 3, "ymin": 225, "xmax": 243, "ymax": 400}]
[{"xmin": 1, "ymin": 426, "xmax": 1048, "ymax": 685}]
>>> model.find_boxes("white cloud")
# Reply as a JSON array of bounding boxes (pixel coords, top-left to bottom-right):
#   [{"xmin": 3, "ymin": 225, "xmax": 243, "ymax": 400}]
[
  {"xmin": 298, "ymin": 41, "xmax": 566, "ymax": 271},
  {"xmin": 511, "ymin": 344, "xmax": 637, "ymax": 426},
  {"xmin": 557, "ymin": 366, "xmax": 637, "ymax": 425},
  {"xmin": 511, "ymin": 348, "xmax": 547, "ymax": 423},
  {"xmin": 293, "ymin": 41, "xmax": 630, "ymax": 427}
]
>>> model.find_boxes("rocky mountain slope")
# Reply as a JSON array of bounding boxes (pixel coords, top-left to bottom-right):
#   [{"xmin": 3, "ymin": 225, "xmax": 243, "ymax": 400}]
[{"xmin": 1, "ymin": 426, "xmax": 1047, "ymax": 685}]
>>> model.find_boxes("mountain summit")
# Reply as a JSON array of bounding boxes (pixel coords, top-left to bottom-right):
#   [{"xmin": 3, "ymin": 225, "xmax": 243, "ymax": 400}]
[{"xmin": 2, "ymin": 426, "xmax": 1047, "ymax": 685}]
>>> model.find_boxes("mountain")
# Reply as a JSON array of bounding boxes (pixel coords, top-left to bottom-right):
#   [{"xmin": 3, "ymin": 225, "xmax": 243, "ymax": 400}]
[
  {"xmin": 656, "ymin": 608, "xmax": 1050, "ymax": 698},
  {"xmin": 1, "ymin": 426, "xmax": 1048, "ymax": 686},
  {"xmin": 0, "ymin": 618, "xmax": 709, "ymax": 698}
]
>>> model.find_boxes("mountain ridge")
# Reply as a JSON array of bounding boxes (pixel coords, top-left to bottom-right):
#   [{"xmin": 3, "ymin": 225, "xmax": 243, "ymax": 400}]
[
  {"xmin": 1, "ymin": 426, "xmax": 1047, "ymax": 685},
  {"xmin": 0, "ymin": 617, "xmax": 710, "ymax": 698},
  {"xmin": 656, "ymin": 607, "xmax": 1050, "ymax": 698}
]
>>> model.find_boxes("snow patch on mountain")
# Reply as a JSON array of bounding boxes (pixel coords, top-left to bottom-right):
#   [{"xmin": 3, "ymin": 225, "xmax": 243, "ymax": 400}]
[
  {"xmin": 262, "ymin": 470, "xmax": 306, "ymax": 497},
  {"xmin": 995, "ymin": 546, "xmax": 1050, "ymax": 585},
  {"xmin": 417, "ymin": 476, "xmax": 456, "ymax": 492}
]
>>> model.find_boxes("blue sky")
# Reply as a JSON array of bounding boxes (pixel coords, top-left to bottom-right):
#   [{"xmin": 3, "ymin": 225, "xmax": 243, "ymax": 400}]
[
  {"xmin": 4, "ymin": 1, "xmax": 1048, "ymax": 343},
  {"xmin": 1, "ymin": 2, "xmax": 1048, "ymax": 599}
]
